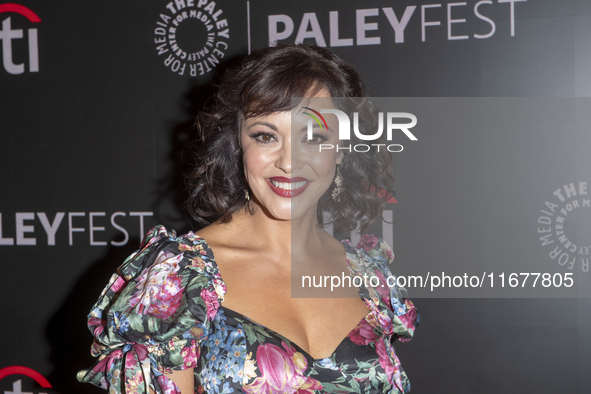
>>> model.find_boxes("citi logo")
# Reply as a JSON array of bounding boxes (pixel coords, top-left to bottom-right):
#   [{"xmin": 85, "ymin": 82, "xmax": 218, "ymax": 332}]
[
  {"xmin": 0, "ymin": 366, "xmax": 52, "ymax": 394},
  {"xmin": 0, "ymin": 3, "xmax": 40, "ymax": 74},
  {"xmin": 306, "ymin": 109, "xmax": 417, "ymax": 153}
]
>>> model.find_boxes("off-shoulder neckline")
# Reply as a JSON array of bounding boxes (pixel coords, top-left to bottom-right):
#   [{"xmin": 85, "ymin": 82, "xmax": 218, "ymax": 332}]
[
  {"xmin": 190, "ymin": 232, "xmax": 376, "ymax": 362},
  {"xmin": 190, "ymin": 231, "xmax": 363, "ymax": 298}
]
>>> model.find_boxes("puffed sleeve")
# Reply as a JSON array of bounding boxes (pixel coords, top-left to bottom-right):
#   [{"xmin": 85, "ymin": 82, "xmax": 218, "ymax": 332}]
[
  {"xmin": 356, "ymin": 235, "xmax": 419, "ymax": 342},
  {"xmin": 77, "ymin": 225, "xmax": 225, "ymax": 394}
]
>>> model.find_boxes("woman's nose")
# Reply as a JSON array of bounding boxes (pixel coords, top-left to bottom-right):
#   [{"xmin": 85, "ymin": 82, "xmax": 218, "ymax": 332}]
[
  {"xmin": 275, "ymin": 135, "xmax": 305, "ymax": 174},
  {"xmin": 275, "ymin": 137, "xmax": 292, "ymax": 173}
]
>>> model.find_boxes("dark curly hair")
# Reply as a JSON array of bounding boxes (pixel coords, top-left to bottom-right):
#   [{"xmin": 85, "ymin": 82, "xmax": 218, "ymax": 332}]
[{"xmin": 186, "ymin": 44, "xmax": 395, "ymax": 232}]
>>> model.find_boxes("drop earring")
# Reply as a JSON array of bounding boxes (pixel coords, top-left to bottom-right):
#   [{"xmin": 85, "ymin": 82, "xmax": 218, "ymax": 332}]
[
  {"xmin": 331, "ymin": 165, "xmax": 343, "ymax": 201},
  {"xmin": 244, "ymin": 190, "xmax": 250, "ymax": 201}
]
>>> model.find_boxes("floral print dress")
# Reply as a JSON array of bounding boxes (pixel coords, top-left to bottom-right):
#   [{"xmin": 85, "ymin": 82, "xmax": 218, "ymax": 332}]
[{"xmin": 77, "ymin": 225, "xmax": 419, "ymax": 394}]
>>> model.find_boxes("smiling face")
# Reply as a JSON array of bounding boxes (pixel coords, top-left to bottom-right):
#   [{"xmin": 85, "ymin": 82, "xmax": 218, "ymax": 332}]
[{"xmin": 240, "ymin": 89, "xmax": 342, "ymax": 222}]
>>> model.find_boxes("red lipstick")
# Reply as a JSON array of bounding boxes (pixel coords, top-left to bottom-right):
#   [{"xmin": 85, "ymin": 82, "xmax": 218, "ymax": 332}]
[{"xmin": 267, "ymin": 177, "xmax": 310, "ymax": 198}]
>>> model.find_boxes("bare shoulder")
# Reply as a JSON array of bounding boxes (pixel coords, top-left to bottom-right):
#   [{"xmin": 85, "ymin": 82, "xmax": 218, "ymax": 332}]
[
  {"xmin": 194, "ymin": 221, "xmax": 251, "ymax": 264},
  {"xmin": 319, "ymin": 228, "xmax": 347, "ymax": 255},
  {"xmin": 194, "ymin": 222, "xmax": 223, "ymax": 245},
  {"xmin": 195, "ymin": 221, "xmax": 238, "ymax": 248}
]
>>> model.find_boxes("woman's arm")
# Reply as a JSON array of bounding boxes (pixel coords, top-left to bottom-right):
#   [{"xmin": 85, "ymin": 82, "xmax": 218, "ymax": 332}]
[
  {"xmin": 79, "ymin": 227, "xmax": 209, "ymax": 394},
  {"xmin": 165, "ymin": 368, "xmax": 195, "ymax": 394}
]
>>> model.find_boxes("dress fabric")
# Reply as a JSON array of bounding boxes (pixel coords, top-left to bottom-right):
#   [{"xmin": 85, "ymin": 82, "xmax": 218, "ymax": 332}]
[{"xmin": 77, "ymin": 225, "xmax": 419, "ymax": 394}]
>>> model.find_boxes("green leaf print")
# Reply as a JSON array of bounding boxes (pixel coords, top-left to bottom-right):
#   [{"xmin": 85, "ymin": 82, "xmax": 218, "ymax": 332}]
[
  {"xmin": 127, "ymin": 313, "xmax": 145, "ymax": 333},
  {"xmin": 168, "ymin": 347, "xmax": 184, "ymax": 367},
  {"xmin": 236, "ymin": 318, "xmax": 271, "ymax": 346}
]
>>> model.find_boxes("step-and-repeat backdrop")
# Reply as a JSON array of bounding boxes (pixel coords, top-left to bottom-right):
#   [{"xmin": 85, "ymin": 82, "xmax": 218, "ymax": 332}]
[{"xmin": 1, "ymin": 1, "xmax": 590, "ymax": 393}]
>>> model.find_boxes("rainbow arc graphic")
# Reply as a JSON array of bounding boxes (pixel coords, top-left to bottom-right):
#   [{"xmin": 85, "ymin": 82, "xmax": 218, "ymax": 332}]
[{"xmin": 303, "ymin": 107, "xmax": 328, "ymax": 131}]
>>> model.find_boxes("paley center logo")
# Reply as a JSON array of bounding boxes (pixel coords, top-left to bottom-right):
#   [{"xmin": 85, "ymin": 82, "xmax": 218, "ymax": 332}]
[
  {"xmin": 0, "ymin": 3, "xmax": 40, "ymax": 74},
  {"xmin": 304, "ymin": 107, "xmax": 417, "ymax": 152},
  {"xmin": 537, "ymin": 181, "xmax": 590, "ymax": 273},
  {"xmin": 154, "ymin": 0, "xmax": 230, "ymax": 77}
]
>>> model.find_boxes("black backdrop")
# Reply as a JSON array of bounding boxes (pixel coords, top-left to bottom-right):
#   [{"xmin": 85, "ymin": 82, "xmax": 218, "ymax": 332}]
[{"xmin": 1, "ymin": 1, "xmax": 590, "ymax": 393}]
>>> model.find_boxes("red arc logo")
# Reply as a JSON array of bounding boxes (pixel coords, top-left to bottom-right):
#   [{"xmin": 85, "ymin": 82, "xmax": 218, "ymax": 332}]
[
  {"xmin": 0, "ymin": 3, "xmax": 41, "ymax": 74},
  {"xmin": 0, "ymin": 366, "xmax": 52, "ymax": 388},
  {"xmin": 0, "ymin": 4, "xmax": 41, "ymax": 22}
]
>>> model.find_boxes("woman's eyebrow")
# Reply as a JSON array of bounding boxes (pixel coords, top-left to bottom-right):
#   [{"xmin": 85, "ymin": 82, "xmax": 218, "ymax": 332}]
[
  {"xmin": 247, "ymin": 121, "xmax": 277, "ymax": 131},
  {"xmin": 299, "ymin": 124, "xmax": 334, "ymax": 133}
]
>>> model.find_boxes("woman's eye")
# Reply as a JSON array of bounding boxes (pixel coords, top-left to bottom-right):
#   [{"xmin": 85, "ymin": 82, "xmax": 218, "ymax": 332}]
[
  {"xmin": 306, "ymin": 134, "xmax": 328, "ymax": 144},
  {"xmin": 252, "ymin": 133, "xmax": 275, "ymax": 143}
]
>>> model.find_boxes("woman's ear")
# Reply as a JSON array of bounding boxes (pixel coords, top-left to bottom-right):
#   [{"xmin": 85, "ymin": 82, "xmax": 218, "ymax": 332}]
[{"xmin": 336, "ymin": 151, "xmax": 344, "ymax": 165}]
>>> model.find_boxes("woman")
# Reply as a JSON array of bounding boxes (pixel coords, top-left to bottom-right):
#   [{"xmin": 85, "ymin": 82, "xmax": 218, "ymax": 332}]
[{"xmin": 77, "ymin": 44, "xmax": 418, "ymax": 394}]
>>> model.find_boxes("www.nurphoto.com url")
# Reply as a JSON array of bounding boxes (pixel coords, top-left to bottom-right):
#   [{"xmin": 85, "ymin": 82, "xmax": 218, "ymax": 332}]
[{"xmin": 301, "ymin": 272, "xmax": 575, "ymax": 292}]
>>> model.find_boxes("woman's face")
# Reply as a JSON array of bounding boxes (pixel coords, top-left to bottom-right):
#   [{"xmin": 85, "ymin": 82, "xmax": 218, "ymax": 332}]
[{"xmin": 240, "ymin": 89, "xmax": 341, "ymax": 222}]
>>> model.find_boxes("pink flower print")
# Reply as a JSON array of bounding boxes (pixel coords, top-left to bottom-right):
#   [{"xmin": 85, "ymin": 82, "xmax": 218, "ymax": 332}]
[
  {"xmin": 200, "ymin": 288, "xmax": 220, "ymax": 321},
  {"xmin": 88, "ymin": 317, "xmax": 105, "ymax": 337},
  {"xmin": 347, "ymin": 318, "xmax": 378, "ymax": 346},
  {"xmin": 213, "ymin": 277, "xmax": 227, "ymax": 299},
  {"xmin": 124, "ymin": 369, "xmax": 145, "ymax": 392},
  {"xmin": 296, "ymin": 375, "xmax": 323, "ymax": 393},
  {"xmin": 85, "ymin": 348, "xmax": 122, "ymax": 385},
  {"xmin": 124, "ymin": 351, "xmax": 140, "ymax": 370},
  {"xmin": 376, "ymin": 339, "xmax": 395, "ymax": 384},
  {"xmin": 377, "ymin": 311, "xmax": 394, "ymax": 335},
  {"xmin": 157, "ymin": 375, "xmax": 181, "ymax": 394},
  {"xmin": 357, "ymin": 234, "xmax": 379, "ymax": 252},
  {"xmin": 385, "ymin": 341, "xmax": 404, "ymax": 390},
  {"xmin": 111, "ymin": 276, "xmax": 127, "ymax": 294},
  {"xmin": 128, "ymin": 251, "xmax": 184, "ymax": 318},
  {"xmin": 399, "ymin": 300, "xmax": 418, "ymax": 333},
  {"xmin": 243, "ymin": 342, "xmax": 322, "ymax": 394},
  {"xmin": 257, "ymin": 343, "xmax": 299, "ymax": 390},
  {"xmin": 181, "ymin": 341, "xmax": 199, "ymax": 368},
  {"xmin": 373, "ymin": 270, "xmax": 391, "ymax": 306},
  {"xmin": 153, "ymin": 275, "xmax": 184, "ymax": 318},
  {"xmin": 158, "ymin": 375, "xmax": 181, "ymax": 394},
  {"xmin": 191, "ymin": 257, "xmax": 206, "ymax": 270},
  {"xmin": 121, "ymin": 343, "xmax": 149, "ymax": 371}
]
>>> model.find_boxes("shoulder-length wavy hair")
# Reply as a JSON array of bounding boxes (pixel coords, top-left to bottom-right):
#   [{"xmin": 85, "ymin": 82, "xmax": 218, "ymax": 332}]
[{"xmin": 186, "ymin": 44, "xmax": 394, "ymax": 232}]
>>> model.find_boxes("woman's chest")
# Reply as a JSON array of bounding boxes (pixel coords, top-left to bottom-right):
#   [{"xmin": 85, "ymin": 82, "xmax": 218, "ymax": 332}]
[
  {"xmin": 193, "ymin": 307, "xmax": 403, "ymax": 394},
  {"xmin": 217, "ymin": 253, "xmax": 371, "ymax": 360}
]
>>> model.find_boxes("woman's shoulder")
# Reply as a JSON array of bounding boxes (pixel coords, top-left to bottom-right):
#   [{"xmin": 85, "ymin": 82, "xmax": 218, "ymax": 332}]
[
  {"xmin": 86, "ymin": 224, "xmax": 226, "ymax": 349},
  {"xmin": 114, "ymin": 224, "xmax": 226, "ymax": 306},
  {"xmin": 343, "ymin": 234, "xmax": 419, "ymax": 341},
  {"xmin": 342, "ymin": 234, "xmax": 394, "ymax": 269},
  {"xmin": 120, "ymin": 224, "xmax": 215, "ymax": 269},
  {"xmin": 78, "ymin": 225, "xmax": 227, "ymax": 391},
  {"xmin": 342, "ymin": 234, "xmax": 396, "ymax": 294},
  {"xmin": 119, "ymin": 224, "xmax": 215, "ymax": 274}
]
